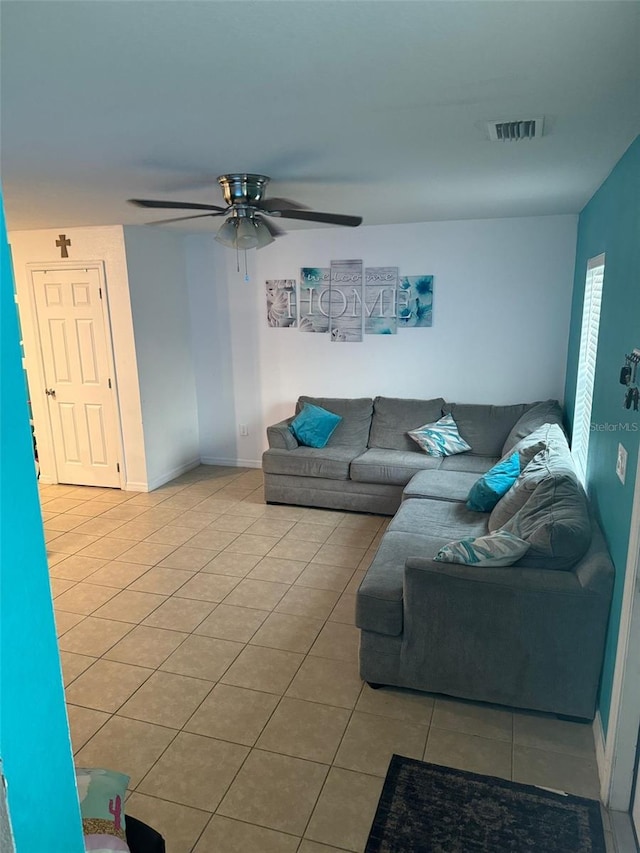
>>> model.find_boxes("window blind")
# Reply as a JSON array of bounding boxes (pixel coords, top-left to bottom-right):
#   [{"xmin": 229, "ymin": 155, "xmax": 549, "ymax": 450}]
[{"xmin": 572, "ymin": 254, "xmax": 605, "ymax": 485}]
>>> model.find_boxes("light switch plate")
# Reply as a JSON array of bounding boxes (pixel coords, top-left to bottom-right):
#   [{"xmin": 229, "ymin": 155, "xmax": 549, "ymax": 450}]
[{"xmin": 616, "ymin": 443, "xmax": 628, "ymax": 484}]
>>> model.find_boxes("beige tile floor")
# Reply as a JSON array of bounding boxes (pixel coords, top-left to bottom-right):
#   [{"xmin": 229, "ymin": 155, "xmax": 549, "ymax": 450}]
[{"xmin": 41, "ymin": 465, "xmax": 618, "ymax": 853}]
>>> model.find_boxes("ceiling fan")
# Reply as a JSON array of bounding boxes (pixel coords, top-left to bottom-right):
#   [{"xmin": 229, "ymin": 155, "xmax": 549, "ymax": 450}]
[{"xmin": 129, "ymin": 173, "xmax": 363, "ymax": 251}]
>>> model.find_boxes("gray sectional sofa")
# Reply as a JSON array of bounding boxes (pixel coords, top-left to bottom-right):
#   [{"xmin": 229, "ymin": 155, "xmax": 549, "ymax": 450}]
[{"xmin": 263, "ymin": 396, "xmax": 614, "ymax": 719}]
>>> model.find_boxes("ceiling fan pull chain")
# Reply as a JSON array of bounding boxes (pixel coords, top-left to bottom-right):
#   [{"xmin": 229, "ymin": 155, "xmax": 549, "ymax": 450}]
[
  {"xmin": 244, "ymin": 250, "xmax": 250, "ymax": 282},
  {"xmin": 236, "ymin": 242, "xmax": 240, "ymax": 273}
]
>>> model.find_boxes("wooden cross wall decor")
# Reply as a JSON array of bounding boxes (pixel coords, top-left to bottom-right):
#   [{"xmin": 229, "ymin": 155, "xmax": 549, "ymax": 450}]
[{"xmin": 56, "ymin": 234, "xmax": 71, "ymax": 258}]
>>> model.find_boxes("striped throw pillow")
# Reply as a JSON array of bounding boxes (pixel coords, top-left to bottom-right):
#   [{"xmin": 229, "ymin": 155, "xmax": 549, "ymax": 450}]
[
  {"xmin": 434, "ymin": 530, "xmax": 530, "ymax": 567},
  {"xmin": 408, "ymin": 413, "xmax": 471, "ymax": 457}
]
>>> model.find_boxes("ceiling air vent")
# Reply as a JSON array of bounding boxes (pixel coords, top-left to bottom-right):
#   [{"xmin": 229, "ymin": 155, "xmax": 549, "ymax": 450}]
[{"xmin": 487, "ymin": 117, "xmax": 544, "ymax": 141}]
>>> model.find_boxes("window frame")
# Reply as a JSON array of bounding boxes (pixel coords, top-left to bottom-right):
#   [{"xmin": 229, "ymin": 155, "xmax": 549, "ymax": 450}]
[{"xmin": 571, "ymin": 253, "xmax": 605, "ymax": 486}]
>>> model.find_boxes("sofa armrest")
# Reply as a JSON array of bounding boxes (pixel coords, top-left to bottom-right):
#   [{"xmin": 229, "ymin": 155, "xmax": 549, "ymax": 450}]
[
  {"xmin": 267, "ymin": 418, "xmax": 299, "ymax": 450},
  {"xmin": 404, "ymin": 557, "xmax": 587, "ymax": 595}
]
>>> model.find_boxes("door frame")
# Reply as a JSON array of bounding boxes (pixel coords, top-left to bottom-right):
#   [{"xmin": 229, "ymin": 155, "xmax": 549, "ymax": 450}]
[
  {"xmin": 599, "ymin": 447, "xmax": 640, "ymax": 811},
  {"xmin": 25, "ymin": 260, "xmax": 126, "ymax": 489}
]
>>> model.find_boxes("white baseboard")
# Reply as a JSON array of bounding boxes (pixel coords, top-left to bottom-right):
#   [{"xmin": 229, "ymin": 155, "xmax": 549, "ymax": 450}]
[
  {"xmin": 124, "ymin": 480, "xmax": 149, "ymax": 493},
  {"xmin": 144, "ymin": 458, "xmax": 202, "ymax": 491},
  {"xmin": 593, "ymin": 710, "xmax": 610, "ymax": 803},
  {"xmin": 37, "ymin": 474, "xmax": 56, "ymax": 485},
  {"xmin": 200, "ymin": 456, "xmax": 262, "ymax": 469}
]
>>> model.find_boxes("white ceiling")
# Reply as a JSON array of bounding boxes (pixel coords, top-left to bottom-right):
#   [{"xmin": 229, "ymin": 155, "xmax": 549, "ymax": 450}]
[{"xmin": 2, "ymin": 1, "xmax": 639, "ymax": 234}]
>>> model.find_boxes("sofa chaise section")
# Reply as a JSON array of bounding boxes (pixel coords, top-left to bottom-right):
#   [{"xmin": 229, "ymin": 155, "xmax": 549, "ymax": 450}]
[
  {"xmin": 358, "ymin": 517, "xmax": 613, "ymax": 719},
  {"xmin": 356, "ymin": 421, "xmax": 614, "ymax": 720}
]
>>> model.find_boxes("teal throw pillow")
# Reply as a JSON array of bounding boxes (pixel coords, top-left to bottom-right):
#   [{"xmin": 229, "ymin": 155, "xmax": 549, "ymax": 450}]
[
  {"xmin": 408, "ymin": 413, "xmax": 471, "ymax": 456},
  {"xmin": 434, "ymin": 530, "xmax": 530, "ymax": 567},
  {"xmin": 76, "ymin": 768, "xmax": 130, "ymax": 852},
  {"xmin": 290, "ymin": 403, "xmax": 342, "ymax": 448},
  {"xmin": 466, "ymin": 452, "xmax": 521, "ymax": 512}
]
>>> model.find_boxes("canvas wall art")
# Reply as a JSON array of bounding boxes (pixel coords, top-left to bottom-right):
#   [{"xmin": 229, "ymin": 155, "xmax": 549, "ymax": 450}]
[
  {"xmin": 299, "ymin": 267, "xmax": 330, "ymax": 332},
  {"xmin": 397, "ymin": 275, "xmax": 434, "ymax": 327},
  {"xmin": 365, "ymin": 266, "xmax": 399, "ymax": 335},
  {"xmin": 329, "ymin": 259, "xmax": 363, "ymax": 342},
  {"xmin": 266, "ymin": 279, "xmax": 297, "ymax": 327},
  {"xmin": 268, "ymin": 264, "xmax": 435, "ymax": 336}
]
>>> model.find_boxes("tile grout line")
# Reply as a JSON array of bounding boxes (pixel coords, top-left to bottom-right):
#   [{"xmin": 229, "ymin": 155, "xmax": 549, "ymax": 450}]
[{"xmin": 49, "ymin": 473, "xmax": 601, "ymax": 850}]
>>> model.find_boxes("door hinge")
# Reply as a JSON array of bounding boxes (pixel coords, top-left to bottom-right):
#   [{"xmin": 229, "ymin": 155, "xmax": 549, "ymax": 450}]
[
  {"xmin": 99, "ymin": 287, "xmax": 103, "ymax": 299},
  {"xmin": 108, "ymin": 378, "xmax": 112, "ymax": 389},
  {"xmin": 116, "ymin": 462, "xmax": 120, "ymax": 473}
]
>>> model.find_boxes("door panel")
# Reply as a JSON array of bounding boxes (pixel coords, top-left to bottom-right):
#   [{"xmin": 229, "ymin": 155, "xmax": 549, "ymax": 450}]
[
  {"xmin": 32, "ymin": 268, "xmax": 120, "ymax": 487},
  {"xmin": 85, "ymin": 404, "xmax": 108, "ymax": 465}
]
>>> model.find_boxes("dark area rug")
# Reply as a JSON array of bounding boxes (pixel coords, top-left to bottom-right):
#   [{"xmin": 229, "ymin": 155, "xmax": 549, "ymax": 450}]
[{"xmin": 366, "ymin": 755, "xmax": 606, "ymax": 853}]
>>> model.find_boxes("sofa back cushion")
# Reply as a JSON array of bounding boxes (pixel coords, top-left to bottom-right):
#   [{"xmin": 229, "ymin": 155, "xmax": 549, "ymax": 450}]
[
  {"xmin": 297, "ymin": 396, "xmax": 373, "ymax": 450},
  {"xmin": 500, "ymin": 472, "xmax": 592, "ymax": 570},
  {"xmin": 488, "ymin": 424, "xmax": 570, "ymax": 531},
  {"xmin": 501, "ymin": 400, "xmax": 564, "ymax": 456},
  {"xmin": 441, "ymin": 402, "xmax": 535, "ymax": 457},
  {"xmin": 369, "ymin": 396, "xmax": 445, "ymax": 451}
]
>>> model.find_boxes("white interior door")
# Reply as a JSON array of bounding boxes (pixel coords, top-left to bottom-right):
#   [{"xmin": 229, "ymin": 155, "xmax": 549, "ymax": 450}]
[{"xmin": 32, "ymin": 267, "xmax": 121, "ymax": 487}]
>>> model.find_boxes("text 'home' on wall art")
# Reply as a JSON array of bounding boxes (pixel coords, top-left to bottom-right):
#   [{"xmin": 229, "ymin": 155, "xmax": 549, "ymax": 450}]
[{"xmin": 266, "ymin": 261, "xmax": 434, "ymax": 341}]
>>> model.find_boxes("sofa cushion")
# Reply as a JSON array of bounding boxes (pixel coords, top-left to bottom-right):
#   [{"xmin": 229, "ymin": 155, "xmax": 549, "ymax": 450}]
[
  {"xmin": 466, "ymin": 452, "xmax": 520, "ymax": 512},
  {"xmin": 408, "ymin": 413, "xmax": 472, "ymax": 456},
  {"xmin": 439, "ymin": 454, "xmax": 499, "ymax": 473},
  {"xmin": 435, "ymin": 530, "xmax": 530, "ymax": 566},
  {"xmin": 350, "ymin": 448, "xmax": 442, "ymax": 486},
  {"xmin": 508, "ymin": 422, "xmax": 566, "ymax": 460},
  {"xmin": 489, "ymin": 426, "xmax": 572, "ymax": 531},
  {"xmin": 297, "ymin": 396, "xmax": 373, "ymax": 450},
  {"xmin": 389, "ymin": 496, "xmax": 489, "ymax": 539},
  {"xmin": 502, "ymin": 400, "xmax": 565, "ymax": 456},
  {"xmin": 368, "ymin": 396, "xmax": 446, "ymax": 451},
  {"xmin": 403, "ymin": 470, "xmax": 480, "ymax": 502},
  {"xmin": 356, "ymin": 498, "xmax": 489, "ymax": 635},
  {"xmin": 262, "ymin": 447, "xmax": 359, "ymax": 480},
  {"xmin": 442, "ymin": 402, "xmax": 533, "ymax": 457},
  {"xmin": 290, "ymin": 403, "xmax": 342, "ymax": 448},
  {"xmin": 500, "ymin": 473, "xmax": 592, "ymax": 570}
]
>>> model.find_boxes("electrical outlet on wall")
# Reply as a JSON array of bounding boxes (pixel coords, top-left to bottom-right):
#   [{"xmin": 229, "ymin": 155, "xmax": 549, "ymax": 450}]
[{"xmin": 616, "ymin": 443, "xmax": 628, "ymax": 484}]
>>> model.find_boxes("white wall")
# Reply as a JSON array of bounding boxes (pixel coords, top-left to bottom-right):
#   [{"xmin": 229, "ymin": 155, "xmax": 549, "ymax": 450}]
[
  {"xmin": 123, "ymin": 226, "xmax": 200, "ymax": 487},
  {"xmin": 185, "ymin": 235, "xmax": 239, "ymax": 465},
  {"xmin": 8, "ymin": 226, "xmax": 148, "ymax": 487},
  {"xmin": 188, "ymin": 215, "xmax": 578, "ymax": 467}
]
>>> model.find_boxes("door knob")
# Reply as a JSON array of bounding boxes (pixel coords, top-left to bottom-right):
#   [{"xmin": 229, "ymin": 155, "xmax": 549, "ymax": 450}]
[{"xmin": 45, "ymin": 388, "xmax": 56, "ymax": 397}]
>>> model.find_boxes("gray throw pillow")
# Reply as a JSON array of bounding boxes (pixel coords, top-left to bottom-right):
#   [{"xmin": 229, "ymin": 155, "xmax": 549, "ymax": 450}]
[
  {"xmin": 500, "ymin": 473, "xmax": 591, "ymax": 570},
  {"xmin": 501, "ymin": 400, "xmax": 564, "ymax": 456},
  {"xmin": 488, "ymin": 424, "xmax": 571, "ymax": 532}
]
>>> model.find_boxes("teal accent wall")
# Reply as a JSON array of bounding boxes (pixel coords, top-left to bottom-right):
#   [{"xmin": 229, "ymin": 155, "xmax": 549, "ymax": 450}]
[
  {"xmin": 0, "ymin": 192, "xmax": 84, "ymax": 851},
  {"xmin": 564, "ymin": 137, "xmax": 640, "ymax": 735}
]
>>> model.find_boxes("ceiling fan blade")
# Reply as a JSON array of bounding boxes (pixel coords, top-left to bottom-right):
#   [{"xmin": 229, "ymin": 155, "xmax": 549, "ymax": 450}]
[
  {"xmin": 129, "ymin": 198, "xmax": 228, "ymax": 212},
  {"xmin": 256, "ymin": 197, "xmax": 309, "ymax": 212},
  {"xmin": 146, "ymin": 212, "xmax": 224, "ymax": 225},
  {"xmin": 255, "ymin": 214, "xmax": 285, "ymax": 238},
  {"xmin": 269, "ymin": 209, "xmax": 363, "ymax": 227}
]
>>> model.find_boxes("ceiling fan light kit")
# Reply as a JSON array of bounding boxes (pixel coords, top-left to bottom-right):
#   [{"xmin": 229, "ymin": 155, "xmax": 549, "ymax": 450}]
[
  {"xmin": 214, "ymin": 214, "xmax": 270, "ymax": 251},
  {"xmin": 128, "ymin": 173, "xmax": 363, "ymax": 255}
]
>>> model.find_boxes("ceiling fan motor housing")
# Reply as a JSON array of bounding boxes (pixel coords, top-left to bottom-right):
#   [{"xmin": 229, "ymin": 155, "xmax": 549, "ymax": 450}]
[{"xmin": 218, "ymin": 174, "xmax": 270, "ymax": 206}]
